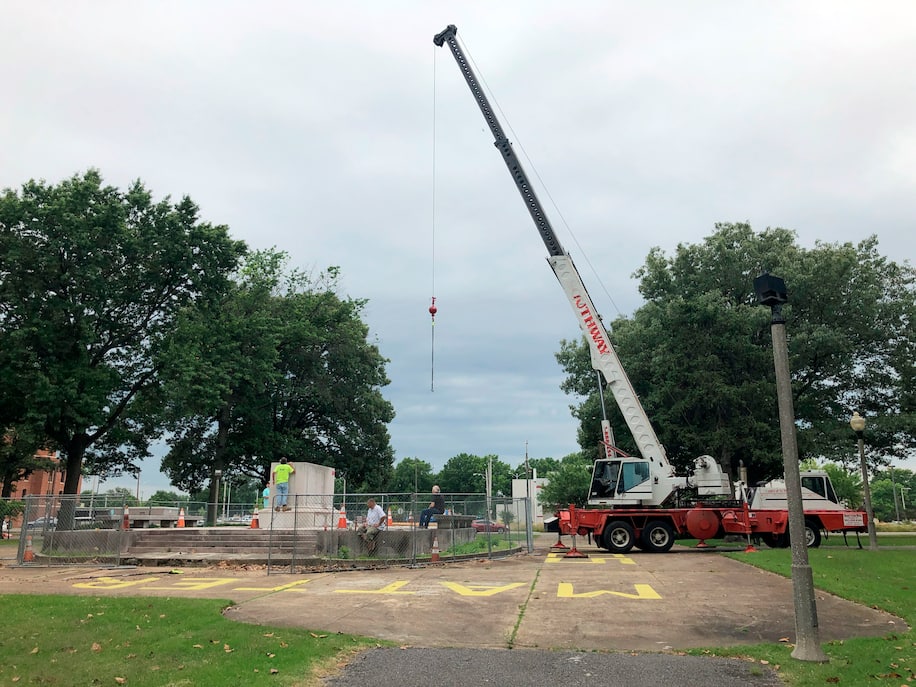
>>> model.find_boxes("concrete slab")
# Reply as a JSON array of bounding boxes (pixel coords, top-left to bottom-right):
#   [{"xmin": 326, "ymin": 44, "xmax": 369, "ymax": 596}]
[{"xmin": 0, "ymin": 537, "xmax": 904, "ymax": 654}]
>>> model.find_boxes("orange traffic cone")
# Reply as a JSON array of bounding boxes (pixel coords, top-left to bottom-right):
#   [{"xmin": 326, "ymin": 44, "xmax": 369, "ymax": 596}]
[
  {"xmin": 23, "ymin": 535, "xmax": 35, "ymax": 562},
  {"xmin": 387, "ymin": 507, "xmax": 393, "ymax": 527},
  {"xmin": 250, "ymin": 508, "xmax": 260, "ymax": 529},
  {"xmin": 337, "ymin": 505, "xmax": 347, "ymax": 529},
  {"xmin": 177, "ymin": 508, "xmax": 185, "ymax": 528},
  {"xmin": 122, "ymin": 505, "xmax": 130, "ymax": 530},
  {"xmin": 431, "ymin": 535, "xmax": 440, "ymax": 562}
]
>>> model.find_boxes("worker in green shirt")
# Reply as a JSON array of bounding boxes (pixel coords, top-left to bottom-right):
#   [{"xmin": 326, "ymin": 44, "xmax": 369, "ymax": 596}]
[{"xmin": 272, "ymin": 457, "xmax": 295, "ymax": 512}]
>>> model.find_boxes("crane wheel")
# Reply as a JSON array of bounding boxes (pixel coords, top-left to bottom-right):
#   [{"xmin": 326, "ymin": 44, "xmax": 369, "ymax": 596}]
[
  {"xmin": 601, "ymin": 520, "xmax": 635, "ymax": 553},
  {"xmin": 640, "ymin": 520, "xmax": 676, "ymax": 553}
]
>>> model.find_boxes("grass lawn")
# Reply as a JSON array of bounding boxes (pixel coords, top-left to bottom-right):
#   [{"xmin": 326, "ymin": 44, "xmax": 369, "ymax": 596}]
[
  {"xmin": 0, "ymin": 595, "xmax": 380, "ymax": 686},
  {"xmin": 1, "ymin": 532, "xmax": 911, "ymax": 686},
  {"xmin": 691, "ymin": 546, "xmax": 915, "ymax": 687}
]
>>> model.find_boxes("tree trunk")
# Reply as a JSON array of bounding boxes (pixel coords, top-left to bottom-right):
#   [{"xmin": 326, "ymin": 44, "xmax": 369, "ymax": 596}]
[
  {"xmin": 57, "ymin": 436, "xmax": 89, "ymax": 528},
  {"xmin": 206, "ymin": 405, "xmax": 232, "ymax": 526}
]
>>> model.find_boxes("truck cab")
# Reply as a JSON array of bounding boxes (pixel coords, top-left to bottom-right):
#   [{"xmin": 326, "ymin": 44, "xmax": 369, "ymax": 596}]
[{"xmin": 747, "ymin": 470, "xmax": 847, "ymax": 511}]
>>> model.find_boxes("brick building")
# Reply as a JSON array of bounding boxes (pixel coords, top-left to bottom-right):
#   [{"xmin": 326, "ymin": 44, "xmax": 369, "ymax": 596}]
[{"xmin": 9, "ymin": 449, "xmax": 82, "ymax": 499}]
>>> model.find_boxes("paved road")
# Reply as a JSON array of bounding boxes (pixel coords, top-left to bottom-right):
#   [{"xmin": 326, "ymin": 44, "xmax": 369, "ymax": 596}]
[{"xmin": 0, "ymin": 536, "xmax": 906, "ymax": 686}]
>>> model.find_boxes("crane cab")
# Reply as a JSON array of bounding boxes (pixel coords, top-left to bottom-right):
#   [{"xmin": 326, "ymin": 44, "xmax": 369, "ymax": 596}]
[{"xmin": 588, "ymin": 458, "xmax": 655, "ymax": 506}]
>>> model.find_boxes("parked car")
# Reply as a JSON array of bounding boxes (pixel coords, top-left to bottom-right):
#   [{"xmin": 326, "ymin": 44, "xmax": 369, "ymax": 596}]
[
  {"xmin": 27, "ymin": 516, "xmax": 57, "ymax": 530},
  {"xmin": 472, "ymin": 519, "xmax": 506, "ymax": 533}
]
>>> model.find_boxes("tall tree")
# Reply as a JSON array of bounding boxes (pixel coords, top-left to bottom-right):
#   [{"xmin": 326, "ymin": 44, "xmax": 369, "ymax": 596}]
[
  {"xmin": 158, "ymin": 249, "xmax": 285, "ymax": 519},
  {"xmin": 266, "ymin": 277, "xmax": 395, "ymax": 489},
  {"xmin": 437, "ymin": 453, "xmax": 511, "ymax": 497},
  {"xmin": 0, "ymin": 170, "xmax": 245, "ymax": 498},
  {"xmin": 558, "ymin": 223, "xmax": 916, "ymax": 484},
  {"xmin": 160, "ymin": 257, "xmax": 396, "ymax": 500},
  {"xmin": 535, "ymin": 451, "xmax": 592, "ymax": 512},
  {"xmin": 387, "ymin": 457, "xmax": 436, "ymax": 494},
  {"xmin": 512, "ymin": 456, "xmax": 560, "ymax": 481}
]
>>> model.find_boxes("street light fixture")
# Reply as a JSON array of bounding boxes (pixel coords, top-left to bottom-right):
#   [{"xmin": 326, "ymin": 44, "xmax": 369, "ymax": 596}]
[
  {"xmin": 889, "ymin": 465, "xmax": 901, "ymax": 522},
  {"xmin": 850, "ymin": 412, "xmax": 878, "ymax": 549},
  {"xmin": 754, "ymin": 272, "xmax": 828, "ymax": 663}
]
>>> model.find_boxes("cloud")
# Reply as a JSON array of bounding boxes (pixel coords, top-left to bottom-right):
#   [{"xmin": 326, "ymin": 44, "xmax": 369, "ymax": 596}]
[{"xmin": 4, "ymin": 2, "xmax": 915, "ymax": 494}]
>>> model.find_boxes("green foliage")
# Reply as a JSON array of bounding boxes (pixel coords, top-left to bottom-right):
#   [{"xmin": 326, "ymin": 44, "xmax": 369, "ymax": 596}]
[
  {"xmin": 499, "ymin": 509, "xmax": 515, "ymax": 526},
  {"xmin": 159, "ymin": 252, "xmax": 395, "ymax": 500},
  {"xmin": 387, "ymin": 457, "xmax": 435, "ymax": 494},
  {"xmin": 819, "ymin": 462, "xmax": 862, "ymax": 507},
  {"xmin": 0, "ymin": 170, "xmax": 246, "ymax": 495},
  {"xmin": 0, "ymin": 595, "xmax": 375, "ymax": 686},
  {"xmin": 557, "ymin": 223, "xmax": 916, "ymax": 485},
  {"xmin": 436, "ymin": 453, "xmax": 512, "ymax": 498},
  {"xmin": 146, "ymin": 490, "xmax": 186, "ymax": 506},
  {"xmin": 99, "ymin": 486, "xmax": 141, "ymax": 507},
  {"xmin": 870, "ymin": 467, "xmax": 915, "ymax": 522},
  {"xmin": 512, "ymin": 457, "xmax": 559, "ymax": 481},
  {"xmin": 536, "ymin": 452, "xmax": 592, "ymax": 511},
  {"xmin": 0, "ymin": 499, "xmax": 24, "ymax": 519}
]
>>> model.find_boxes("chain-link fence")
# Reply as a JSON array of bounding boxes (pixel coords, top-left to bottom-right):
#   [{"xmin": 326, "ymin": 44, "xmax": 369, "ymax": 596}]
[
  {"xmin": 264, "ymin": 493, "xmax": 533, "ymax": 574},
  {"xmin": 9, "ymin": 494, "xmax": 129, "ymax": 566},
  {"xmin": 1, "ymin": 492, "xmax": 533, "ymax": 570}
]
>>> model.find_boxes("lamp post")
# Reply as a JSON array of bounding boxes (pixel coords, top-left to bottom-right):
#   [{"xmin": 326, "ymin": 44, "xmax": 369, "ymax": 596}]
[
  {"xmin": 889, "ymin": 466, "xmax": 901, "ymax": 522},
  {"xmin": 524, "ymin": 441, "xmax": 533, "ymax": 553},
  {"xmin": 850, "ymin": 412, "xmax": 878, "ymax": 549},
  {"xmin": 754, "ymin": 272, "xmax": 828, "ymax": 662}
]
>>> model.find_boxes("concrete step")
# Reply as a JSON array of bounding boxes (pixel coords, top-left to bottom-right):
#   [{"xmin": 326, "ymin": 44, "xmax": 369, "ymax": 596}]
[
  {"xmin": 125, "ymin": 528, "xmax": 317, "ymax": 555},
  {"xmin": 127, "ymin": 545, "xmax": 300, "ymax": 554}
]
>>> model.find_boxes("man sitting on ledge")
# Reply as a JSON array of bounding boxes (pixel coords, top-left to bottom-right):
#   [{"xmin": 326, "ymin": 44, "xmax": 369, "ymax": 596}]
[
  {"xmin": 357, "ymin": 498, "xmax": 387, "ymax": 554},
  {"xmin": 419, "ymin": 485, "xmax": 445, "ymax": 529}
]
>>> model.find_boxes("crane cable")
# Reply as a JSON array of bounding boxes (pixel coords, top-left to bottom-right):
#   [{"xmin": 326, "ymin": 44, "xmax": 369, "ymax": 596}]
[{"xmin": 430, "ymin": 44, "xmax": 439, "ymax": 392}]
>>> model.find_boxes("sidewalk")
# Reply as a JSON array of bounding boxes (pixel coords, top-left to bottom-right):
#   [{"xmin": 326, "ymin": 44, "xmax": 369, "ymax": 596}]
[{"xmin": 0, "ymin": 535, "xmax": 906, "ymax": 686}]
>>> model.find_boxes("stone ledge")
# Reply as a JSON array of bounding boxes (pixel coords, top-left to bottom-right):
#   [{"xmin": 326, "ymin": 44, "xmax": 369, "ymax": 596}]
[{"xmin": 433, "ymin": 515, "xmax": 475, "ymax": 529}]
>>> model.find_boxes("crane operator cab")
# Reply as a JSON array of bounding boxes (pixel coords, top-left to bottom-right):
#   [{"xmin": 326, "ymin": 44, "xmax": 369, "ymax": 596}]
[{"xmin": 589, "ymin": 458, "xmax": 652, "ymax": 506}]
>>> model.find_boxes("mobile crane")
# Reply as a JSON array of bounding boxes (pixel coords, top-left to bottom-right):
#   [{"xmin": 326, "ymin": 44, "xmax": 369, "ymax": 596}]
[{"xmin": 434, "ymin": 25, "xmax": 867, "ymax": 552}]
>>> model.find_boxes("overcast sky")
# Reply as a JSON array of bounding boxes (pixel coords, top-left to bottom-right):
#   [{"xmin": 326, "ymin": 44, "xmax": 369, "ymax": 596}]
[{"xmin": 3, "ymin": 2, "xmax": 915, "ymax": 496}]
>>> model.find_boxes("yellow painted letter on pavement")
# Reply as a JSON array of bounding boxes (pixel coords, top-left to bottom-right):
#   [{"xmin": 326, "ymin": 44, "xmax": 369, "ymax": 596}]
[
  {"xmin": 73, "ymin": 576, "xmax": 158, "ymax": 590},
  {"xmin": 335, "ymin": 581, "xmax": 414, "ymax": 595},
  {"xmin": 147, "ymin": 577, "xmax": 238, "ymax": 591},
  {"xmin": 233, "ymin": 580, "xmax": 311, "ymax": 592},
  {"xmin": 556, "ymin": 583, "xmax": 661, "ymax": 599},
  {"xmin": 440, "ymin": 582, "xmax": 525, "ymax": 597}
]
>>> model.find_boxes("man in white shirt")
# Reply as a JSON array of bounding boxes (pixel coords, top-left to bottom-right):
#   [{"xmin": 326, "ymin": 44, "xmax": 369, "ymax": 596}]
[{"xmin": 358, "ymin": 498, "xmax": 387, "ymax": 554}]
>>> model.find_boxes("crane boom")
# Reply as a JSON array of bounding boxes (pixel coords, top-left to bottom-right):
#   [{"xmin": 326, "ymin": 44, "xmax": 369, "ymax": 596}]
[{"xmin": 434, "ymin": 24, "xmax": 675, "ymax": 478}]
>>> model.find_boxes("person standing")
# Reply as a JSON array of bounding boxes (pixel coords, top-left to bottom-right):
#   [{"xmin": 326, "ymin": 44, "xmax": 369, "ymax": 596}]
[
  {"xmin": 271, "ymin": 458, "xmax": 295, "ymax": 512},
  {"xmin": 358, "ymin": 498, "xmax": 387, "ymax": 553},
  {"xmin": 419, "ymin": 485, "xmax": 445, "ymax": 528}
]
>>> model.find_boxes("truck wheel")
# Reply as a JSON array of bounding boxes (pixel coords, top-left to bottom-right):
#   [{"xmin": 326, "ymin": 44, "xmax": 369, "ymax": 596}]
[
  {"xmin": 761, "ymin": 533, "xmax": 789, "ymax": 548},
  {"xmin": 602, "ymin": 520, "xmax": 635, "ymax": 553},
  {"xmin": 640, "ymin": 520, "xmax": 675, "ymax": 553},
  {"xmin": 804, "ymin": 520, "xmax": 822, "ymax": 548}
]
